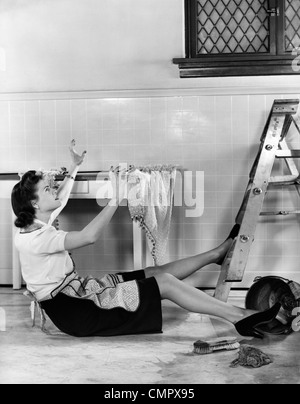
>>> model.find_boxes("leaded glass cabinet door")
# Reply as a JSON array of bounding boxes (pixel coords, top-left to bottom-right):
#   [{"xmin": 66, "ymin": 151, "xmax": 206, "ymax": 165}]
[
  {"xmin": 189, "ymin": 0, "xmax": 277, "ymax": 58},
  {"xmin": 174, "ymin": 0, "xmax": 300, "ymax": 77},
  {"xmin": 278, "ymin": 0, "xmax": 300, "ymax": 54}
]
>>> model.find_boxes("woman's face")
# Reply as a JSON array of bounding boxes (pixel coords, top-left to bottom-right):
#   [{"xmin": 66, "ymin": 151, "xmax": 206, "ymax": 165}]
[{"xmin": 34, "ymin": 178, "xmax": 61, "ymax": 213}]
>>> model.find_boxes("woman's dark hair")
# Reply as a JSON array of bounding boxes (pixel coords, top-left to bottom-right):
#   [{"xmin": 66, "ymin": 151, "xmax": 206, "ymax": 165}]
[{"xmin": 11, "ymin": 170, "xmax": 43, "ymax": 228}]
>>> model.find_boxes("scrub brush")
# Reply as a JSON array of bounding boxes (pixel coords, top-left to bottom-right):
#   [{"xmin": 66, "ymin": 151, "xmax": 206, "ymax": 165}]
[{"xmin": 193, "ymin": 337, "xmax": 240, "ymax": 355}]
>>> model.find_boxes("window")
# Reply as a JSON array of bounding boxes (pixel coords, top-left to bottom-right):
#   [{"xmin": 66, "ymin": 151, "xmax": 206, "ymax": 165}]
[{"xmin": 173, "ymin": 0, "xmax": 300, "ymax": 77}]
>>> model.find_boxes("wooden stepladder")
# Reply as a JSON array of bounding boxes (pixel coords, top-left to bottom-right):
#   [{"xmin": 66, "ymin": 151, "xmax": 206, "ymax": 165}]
[{"xmin": 215, "ymin": 99, "xmax": 300, "ymax": 302}]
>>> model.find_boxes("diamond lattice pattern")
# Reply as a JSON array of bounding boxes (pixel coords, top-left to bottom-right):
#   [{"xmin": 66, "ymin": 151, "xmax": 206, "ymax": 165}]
[
  {"xmin": 285, "ymin": 0, "xmax": 300, "ymax": 52},
  {"xmin": 197, "ymin": 0, "xmax": 270, "ymax": 54}
]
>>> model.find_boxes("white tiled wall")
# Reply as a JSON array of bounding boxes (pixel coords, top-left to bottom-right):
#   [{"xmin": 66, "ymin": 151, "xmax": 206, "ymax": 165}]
[{"xmin": 1, "ymin": 94, "xmax": 300, "ymax": 286}]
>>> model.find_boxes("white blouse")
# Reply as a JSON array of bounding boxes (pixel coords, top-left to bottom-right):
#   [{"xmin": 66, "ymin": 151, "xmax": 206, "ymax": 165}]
[
  {"xmin": 14, "ymin": 174, "xmax": 77, "ymax": 301},
  {"xmin": 15, "ymin": 221, "xmax": 73, "ymax": 301}
]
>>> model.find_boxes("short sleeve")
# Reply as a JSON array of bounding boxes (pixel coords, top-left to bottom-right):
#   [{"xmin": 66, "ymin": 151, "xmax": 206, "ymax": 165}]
[{"xmin": 30, "ymin": 226, "xmax": 68, "ymax": 254}]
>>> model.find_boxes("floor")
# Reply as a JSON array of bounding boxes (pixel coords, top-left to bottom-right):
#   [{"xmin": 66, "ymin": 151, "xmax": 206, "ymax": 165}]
[{"xmin": 0, "ymin": 287, "xmax": 299, "ymax": 384}]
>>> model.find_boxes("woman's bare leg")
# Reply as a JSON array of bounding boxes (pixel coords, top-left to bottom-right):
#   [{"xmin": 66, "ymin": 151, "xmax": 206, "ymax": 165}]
[
  {"xmin": 144, "ymin": 239, "xmax": 232, "ymax": 282},
  {"xmin": 154, "ymin": 273, "xmax": 255, "ymax": 324}
]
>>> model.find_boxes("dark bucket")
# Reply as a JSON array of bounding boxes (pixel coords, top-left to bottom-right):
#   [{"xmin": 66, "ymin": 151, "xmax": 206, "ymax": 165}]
[{"xmin": 245, "ymin": 276, "xmax": 297, "ymax": 335}]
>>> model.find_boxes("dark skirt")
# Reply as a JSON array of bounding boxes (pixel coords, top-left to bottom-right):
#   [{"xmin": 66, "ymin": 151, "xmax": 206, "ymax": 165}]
[{"xmin": 41, "ymin": 270, "xmax": 163, "ymax": 337}]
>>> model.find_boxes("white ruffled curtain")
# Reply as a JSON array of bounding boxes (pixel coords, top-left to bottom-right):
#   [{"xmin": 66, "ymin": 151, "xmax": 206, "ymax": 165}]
[{"xmin": 127, "ymin": 165, "xmax": 177, "ymax": 266}]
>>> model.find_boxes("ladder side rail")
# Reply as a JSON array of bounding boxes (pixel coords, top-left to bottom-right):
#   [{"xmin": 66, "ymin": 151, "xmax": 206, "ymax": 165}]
[
  {"xmin": 292, "ymin": 116, "xmax": 300, "ymax": 135},
  {"xmin": 226, "ymin": 113, "xmax": 287, "ymax": 282},
  {"xmin": 280, "ymin": 114, "xmax": 293, "ymax": 141}
]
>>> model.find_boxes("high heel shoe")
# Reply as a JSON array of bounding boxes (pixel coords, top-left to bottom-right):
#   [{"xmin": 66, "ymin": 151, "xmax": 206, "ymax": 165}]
[
  {"xmin": 216, "ymin": 224, "xmax": 241, "ymax": 266},
  {"xmin": 234, "ymin": 302, "xmax": 282, "ymax": 339},
  {"xmin": 226, "ymin": 223, "xmax": 241, "ymax": 241}
]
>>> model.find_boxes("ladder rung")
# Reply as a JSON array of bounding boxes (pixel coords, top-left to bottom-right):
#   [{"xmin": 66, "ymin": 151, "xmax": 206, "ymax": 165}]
[
  {"xmin": 269, "ymin": 176, "xmax": 300, "ymax": 186},
  {"xmin": 276, "ymin": 150, "xmax": 300, "ymax": 158},
  {"xmin": 260, "ymin": 210, "xmax": 300, "ymax": 216}
]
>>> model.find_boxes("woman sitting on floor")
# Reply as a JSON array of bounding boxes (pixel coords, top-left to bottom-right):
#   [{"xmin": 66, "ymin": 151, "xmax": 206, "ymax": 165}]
[{"xmin": 11, "ymin": 140, "xmax": 280, "ymax": 339}]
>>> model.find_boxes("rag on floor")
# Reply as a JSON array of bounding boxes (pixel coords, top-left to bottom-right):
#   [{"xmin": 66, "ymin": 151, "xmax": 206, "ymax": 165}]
[
  {"xmin": 230, "ymin": 345, "xmax": 273, "ymax": 368},
  {"xmin": 127, "ymin": 165, "xmax": 177, "ymax": 266}
]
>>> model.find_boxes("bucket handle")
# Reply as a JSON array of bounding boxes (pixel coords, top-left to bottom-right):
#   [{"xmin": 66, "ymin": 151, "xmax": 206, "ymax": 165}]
[{"xmin": 253, "ymin": 275, "xmax": 290, "ymax": 284}]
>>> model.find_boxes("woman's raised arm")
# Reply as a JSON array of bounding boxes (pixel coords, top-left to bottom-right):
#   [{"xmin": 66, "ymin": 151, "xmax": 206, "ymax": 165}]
[
  {"xmin": 49, "ymin": 140, "xmax": 87, "ymax": 225},
  {"xmin": 56, "ymin": 139, "xmax": 87, "ymax": 201}
]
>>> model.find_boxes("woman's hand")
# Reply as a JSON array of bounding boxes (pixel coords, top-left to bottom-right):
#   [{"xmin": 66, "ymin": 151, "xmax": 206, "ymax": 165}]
[
  {"xmin": 55, "ymin": 139, "xmax": 87, "ymax": 204},
  {"xmin": 69, "ymin": 139, "xmax": 87, "ymax": 167},
  {"xmin": 109, "ymin": 165, "xmax": 134, "ymax": 205}
]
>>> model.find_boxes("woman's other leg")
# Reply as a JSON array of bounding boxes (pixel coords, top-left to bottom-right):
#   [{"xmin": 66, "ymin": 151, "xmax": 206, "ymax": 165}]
[{"xmin": 154, "ymin": 272, "xmax": 254, "ymax": 325}]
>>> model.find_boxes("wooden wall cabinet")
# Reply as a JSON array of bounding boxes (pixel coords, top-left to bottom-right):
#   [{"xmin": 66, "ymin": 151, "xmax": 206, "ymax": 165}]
[{"xmin": 173, "ymin": 0, "xmax": 300, "ymax": 77}]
